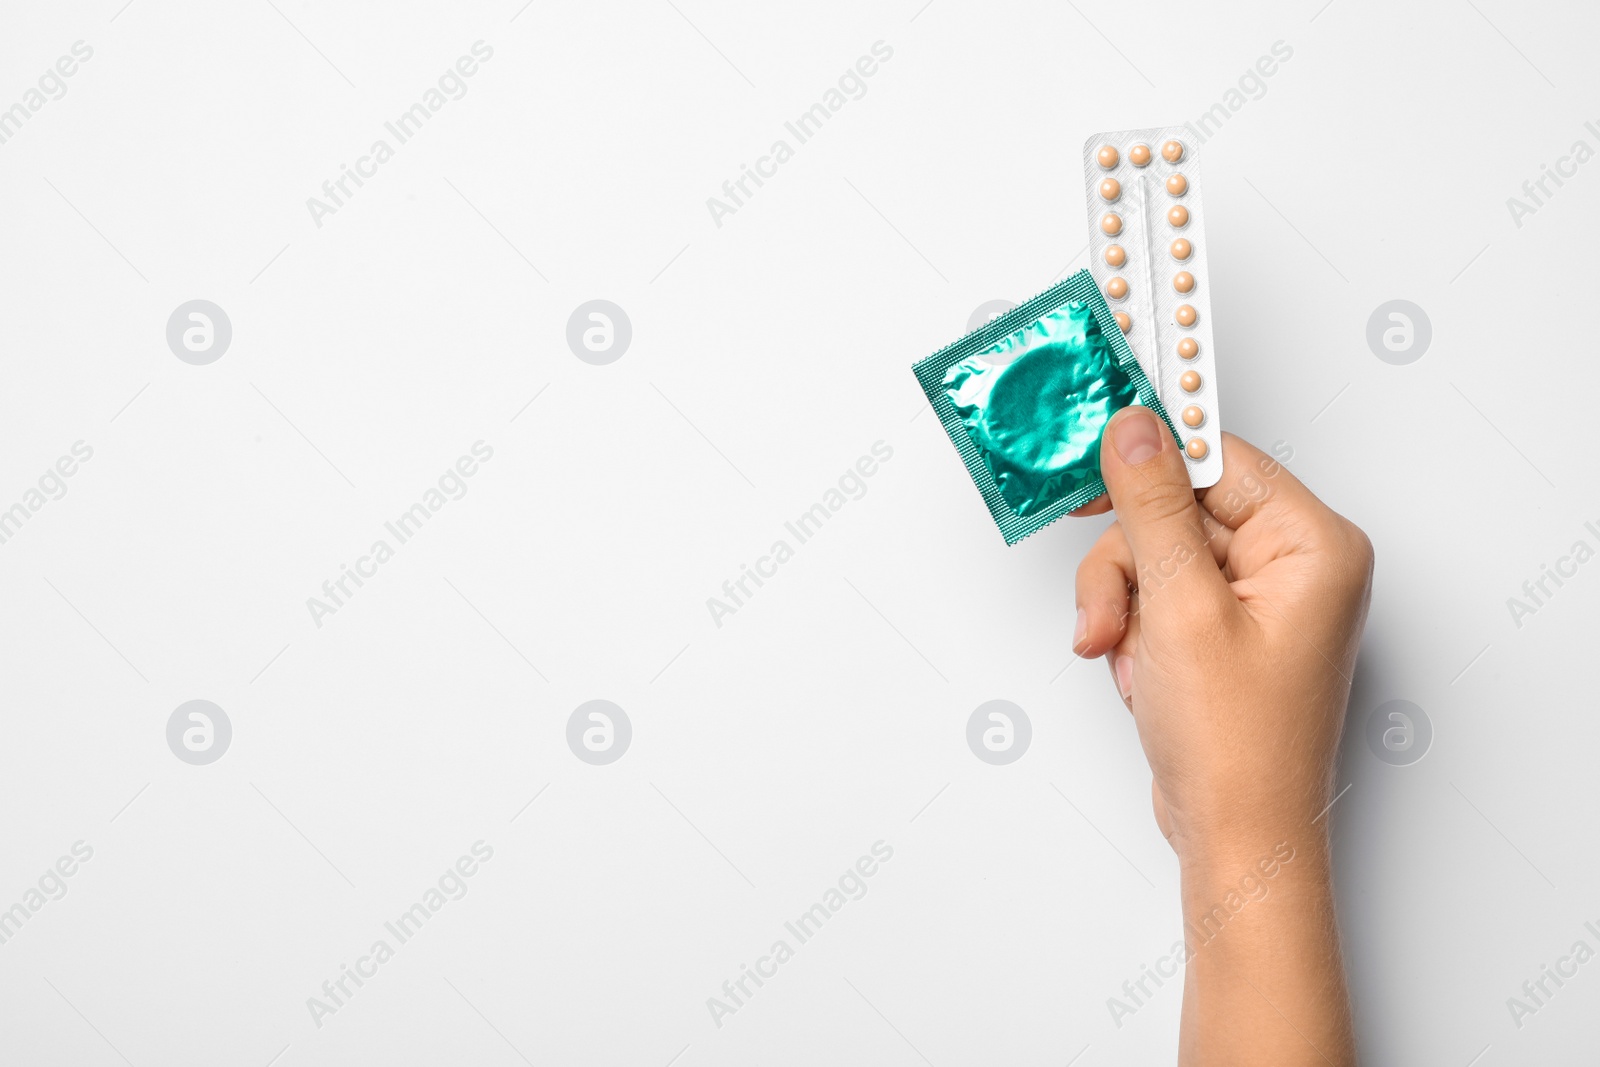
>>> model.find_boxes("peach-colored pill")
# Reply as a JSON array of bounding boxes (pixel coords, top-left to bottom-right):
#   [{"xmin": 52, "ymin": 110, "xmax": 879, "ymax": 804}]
[
  {"xmin": 1097, "ymin": 145, "xmax": 1119, "ymax": 168},
  {"xmin": 1101, "ymin": 212, "xmax": 1122, "ymax": 235},
  {"xmin": 1105, "ymin": 276, "xmax": 1128, "ymax": 299},
  {"xmin": 1099, "ymin": 178, "xmax": 1121, "ymax": 202},
  {"xmin": 1185, "ymin": 437, "xmax": 1208, "ymax": 460},
  {"xmin": 1182, "ymin": 405, "xmax": 1204, "ymax": 428},
  {"xmin": 1168, "ymin": 205, "xmax": 1189, "ymax": 227},
  {"xmin": 1177, "ymin": 337, "xmax": 1199, "ymax": 359},
  {"xmin": 1171, "ymin": 238, "xmax": 1192, "ymax": 260},
  {"xmin": 1104, "ymin": 244, "xmax": 1126, "ymax": 267},
  {"xmin": 1166, "ymin": 173, "xmax": 1188, "ymax": 196},
  {"xmin": 1162, "ymin": 140, "xmax": 1184, "ymax": 163},
  {"xmin": 1128, "ymin": 143, "xmax": 1152, "ymax": 167},
  {"xmin": 1114, "ymin": 311, "xmax": 1131, "ymax": 333},
  {"xmin": 1180, "ymin": 369, "xmax": 1202, "ymax": 392},
  {"xmin": 1175, "ymin": 304, "xmax": 1198, "ymax": 327},
  {"xmin": 1173, "ymin": 271, "xmax": 1195, "ymax": 293}
]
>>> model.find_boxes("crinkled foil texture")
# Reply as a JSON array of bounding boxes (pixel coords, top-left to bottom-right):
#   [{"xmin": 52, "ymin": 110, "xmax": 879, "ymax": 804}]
[{"xmin": 940, "ymin": 301, "xmax": 1136, "ymax": 516}]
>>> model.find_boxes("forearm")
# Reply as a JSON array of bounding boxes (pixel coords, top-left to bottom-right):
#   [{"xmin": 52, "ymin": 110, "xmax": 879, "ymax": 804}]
[{"xmin": 1176, "ymin": 832, "xmax": 1355, "ymax": 1066}]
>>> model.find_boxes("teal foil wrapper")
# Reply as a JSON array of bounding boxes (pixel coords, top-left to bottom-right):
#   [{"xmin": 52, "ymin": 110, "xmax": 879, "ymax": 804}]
[{"xmin": 912, "ymin": 270, "xmax": 1180, "ymax": 545}]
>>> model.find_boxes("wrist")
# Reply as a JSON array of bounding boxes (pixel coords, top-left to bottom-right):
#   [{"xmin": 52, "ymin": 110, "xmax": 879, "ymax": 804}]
[
  {"xmin": 1177, "ymin": 829, "xmax": 1330, "ymax": 902},
  {"xmin": 1163, "ymin": 774, "xmax": 1340, "ymax": 872},
  {"xmin": 1176, "ymin": 831, "xmax": 1332, "ymax": 956},
  {"xmin": 1170, "ymin": 826, "xmax": 1356, "ymax": 1065}
]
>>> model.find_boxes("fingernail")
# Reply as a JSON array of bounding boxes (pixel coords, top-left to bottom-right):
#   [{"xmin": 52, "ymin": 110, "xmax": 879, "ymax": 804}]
[
  {"xmin": 1111, "ymin": 407, "xmax": 1162, "ymax": 465},
  {"xmin": 1073, "ymin": 608, "xmax": 1088, "ymax": 653},
  {"xmin": 1114, "ymin": 655, "xmax": 1134, "ymax": 700}
]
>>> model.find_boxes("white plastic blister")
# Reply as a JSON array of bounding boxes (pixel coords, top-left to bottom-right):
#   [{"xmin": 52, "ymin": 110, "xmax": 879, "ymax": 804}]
[{"xmin": 1082, "ymin": 126, "xmax": 1222, "ymax": 488}]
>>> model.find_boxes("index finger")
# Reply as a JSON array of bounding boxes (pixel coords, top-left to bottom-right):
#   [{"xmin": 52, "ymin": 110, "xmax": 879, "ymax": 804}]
[{"xmin": 1197, "ymin": 433, "xmax": 1327, "ymax": 531}]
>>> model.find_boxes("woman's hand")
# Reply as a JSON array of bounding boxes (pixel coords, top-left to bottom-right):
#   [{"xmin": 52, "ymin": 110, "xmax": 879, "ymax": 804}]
[{"xmin": 1073, "ymin": 406, "xmax": 1372, "ymax": 1065}]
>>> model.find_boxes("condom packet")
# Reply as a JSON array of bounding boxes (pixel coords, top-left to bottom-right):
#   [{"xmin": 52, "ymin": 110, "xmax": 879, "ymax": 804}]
[{"xmin": 912, "ymin": 269, "xmax": 1181, "ymax": 545}]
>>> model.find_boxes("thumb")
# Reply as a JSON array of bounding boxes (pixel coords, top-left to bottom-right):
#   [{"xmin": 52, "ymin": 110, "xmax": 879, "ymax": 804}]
[{"xmin": 1099, "ymin": 405, "xmax": 1229, "ymax": 604}]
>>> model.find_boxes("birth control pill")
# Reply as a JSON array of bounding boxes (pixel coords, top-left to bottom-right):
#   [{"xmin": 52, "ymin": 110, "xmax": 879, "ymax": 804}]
[
  {"xmin": 1101, "ymin": 213, "xmax": 1122, "ymax": 235},
  {"xmin": 1173, "ymin": 271, "xmax": 1195, "ymax": 293},
  {"xmin": 1168, "ymin": 205, "xmax": 1189, "ymax": 227},
  {"xmin": 1175, "ymin": 305, "xmax": 1198, "ymax": 327},
  {"xmin": 1182, "ymin": 405, "xmax": 1204, "ymax": 428},
  {"xmin": 1171, "ymin": 238, "xmax": 1192, "ymax": 261},
  {"xmin": 1114, "ymin": 312, "xmax": 1131, "ymax": 333},
  {"xmin": 1099, "ymin": 178, "xmax": 1121, "ymax": 202},
  {"xmin": 1162, "ymin": 140, "xmax": 1184, "ymax": 163},
  {"xmin": 1105, "ymin": 276, "xmax": 1128, "ymax": 299},
  {"xmin": 1104, "ymin": 244, "xmax": 1126, "ymax": 267},
  {"xmin": 1097, "ymin": 145, "xmax": 1119, "ymax": 168},
  {"xmin": 1129, "ymin": 144, "xmax": 1152, "ymax": 166},
  {"xmin": 1180, "ymin": 369, "xmax": 1202, "ymax": 392},
  {"xmin": 1177, "ymin": 337, "xmax": 1199, "ymax": 359},
  {"xmin": 1166, "ymin": 173, "xmax": 1188, "ymax": 196},
  {"xmin": 1185, "ymin": 438, "xmax": 1208, "ymax": 460}
]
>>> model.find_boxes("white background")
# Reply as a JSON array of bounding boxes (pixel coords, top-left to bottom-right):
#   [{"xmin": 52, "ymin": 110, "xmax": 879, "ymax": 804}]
[{"xmin": 1, "ymin": 0, "xmax": 1597, "ymax": 1064}]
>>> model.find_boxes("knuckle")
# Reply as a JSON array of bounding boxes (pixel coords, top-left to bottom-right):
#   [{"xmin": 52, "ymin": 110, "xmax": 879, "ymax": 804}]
[
  {"xmin": 1330, "ymin": 519, "xmax": 1375, "ymax": 593},
  {"xmin": 1072, "ymin": 561, "xmax": 1103, "ymax": 600},
  {"xmin": 1124, "ymin": 478, "xmax": 1196, "ymax": 527},
  {"xmin": 1346, "ymin": 523, "xmax": 1376, "ymax": 579},
  {"xmin": 1347, "ymin": 523, "xmax": 1375, "ymax": 566}
]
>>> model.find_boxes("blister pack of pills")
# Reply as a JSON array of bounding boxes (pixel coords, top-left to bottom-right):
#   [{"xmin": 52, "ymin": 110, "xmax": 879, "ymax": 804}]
[{"xmin": 1082, "ymin": 127, "xmax": 1222, "ymax": 487}]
